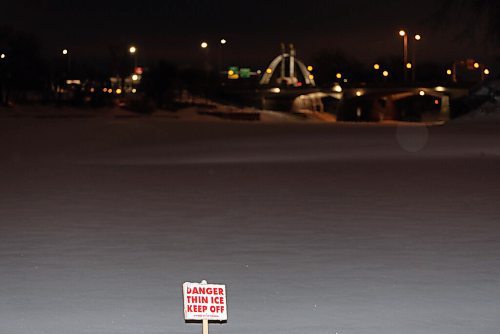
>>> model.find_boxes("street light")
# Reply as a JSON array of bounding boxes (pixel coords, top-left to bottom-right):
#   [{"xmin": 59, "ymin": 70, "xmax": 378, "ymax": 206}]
[
  {"xmin": 129, "ymin": 46, "xmax": 138, "ymax": 69},
  {"xmin": 412, "ymin": 34, "xmax": 421, "ymax": 82},
  {"xmin": 62, "ymin": 49, "xmax": 71, "ymax": 77},
  {"xmin": 373, "ymin": 63, "xmax": 380, "ymax": 70},
  {"xmin": 199, "ymin": 42, "xmax": 210, "ymax": 102},
  {"xmin": 399, "ymin": 30, "xmax": 408, "ymax": 82},
  {"xmin": 484, "ymin": 68, "xmax": 490, "ymax": 75},
  {"xmin": 0, "ymin": 53, "xmax": 5, "ymax": 59},
  {"xmin": 219, "ymin": 39, "xmax": 228, "ymax": 72}
]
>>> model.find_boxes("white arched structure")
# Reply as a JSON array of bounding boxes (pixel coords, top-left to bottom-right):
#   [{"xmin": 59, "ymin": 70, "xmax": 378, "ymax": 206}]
[{"xmin": 260, "ymin": 53, "xmax": 316, "ymax": 87}]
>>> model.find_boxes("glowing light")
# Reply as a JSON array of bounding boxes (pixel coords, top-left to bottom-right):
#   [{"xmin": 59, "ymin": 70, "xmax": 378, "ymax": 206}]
[
  {"xmin": 108, "ymin": 89, "xmax": 113, "ymax": 94},
  {"xmin": 419, "ymin": 90, "xmax": 425, "ymax": 96},
  {"xmin": 307, "ymin": 65, "xmax": 314, "ymax": 71},
  {"xmin": 435, "ymin": 86, "xmax": 446, "ymax": 92},
  {"xmin": 132, "ymin": 74, "xmax": 139, "ymax": 81},
  {"xmin": 415, "ymin": 34, "xmax": 422, "ymax": 41},
  {"xmin": 270, "ymin": 87, "xmax": 281, "ymax": 94},
  {"xmin": 102, "ymin": 88, "xmax": 108, "ymax": 93},
  {"xmin": 228, "ymin": 70, "xmax": 234, "ymax": 76},
  {"xmin": 266, "ymin": 68, "xmax": 273, "ymax": 74},
  {"xmin": 220, "ymin": 39, "xmax": 227, "ymax": 45},
  {"xmin": 474, "ymin": 62, "xmax": 480, "ymax": 69},
  {"xmin": 201, "ymin": 42, "xmax": 208, "ymax": 49},
  {"xmin": 434, "ymin": 99, "xmax": 440, "ymax": 105},
  {"xmin": 484, "ymin": 69, "xmax": 490, "ymax": 75},
  {"xmin": 116, "ymin": 88, "xmax": 122, "ymax": 95},
  {"xmin": 446, "ymin": 69, "xmax": 452, "ymax": 75},
  {"xmin": 129, "ymin": 46, "xmax": 137, "ymax": 54},
  {"xmin": 62, "ymin": 49, "xmax": 68, "ymax": 55},
  {"xmin": 382, "ymin": 70, "xmax": 389, "ymax": 77},
  {"xmin": 333, "ymin": 84, "xmax": 342, "ymax": 93},
  {"xmin": 399, "ymin": 30, "xmax": 406, "ymax": 37},
  {"xmin": 309, "ymin": 74, "xmax": 314, "ymax": 80},
  {"xmin": 90, "ymin": 88, "xmax": 95, "ymax": 93},
  {"xmin": 406, "ymin": 62, "xmax": 413, "ymax": 69},
  {"xmin": 373, "ymin": 64, "xmax": 380, "ymax": 70},
  {"xmin": 0, "ymin": 53, "xmax": 5, "ymax": 59},
  {"xmin": 132, "ymin": 88, "xmax": 137, "ymax": 93},
  {"xmin": 356, "ymin": 91, "xmax": 363, "ymax": 97},
  {"xmin": 256, "ymin": 70, "xmax": 262, "ymax": 75},
  {"xmin": 336, "ymin": 73, "xmax": 342, "ymax": 79}
]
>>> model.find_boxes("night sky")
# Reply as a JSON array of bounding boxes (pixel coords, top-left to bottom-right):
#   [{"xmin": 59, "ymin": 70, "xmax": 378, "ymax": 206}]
[{"xmin": 2, "ymin": 0, "xmax": 497, "ymax": 67}]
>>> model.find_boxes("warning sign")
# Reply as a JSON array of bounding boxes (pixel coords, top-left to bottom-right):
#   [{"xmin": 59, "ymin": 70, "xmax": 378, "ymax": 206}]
[{"xmin": 183, "ymin": 282, "xmax": 227, "ymax": 321}]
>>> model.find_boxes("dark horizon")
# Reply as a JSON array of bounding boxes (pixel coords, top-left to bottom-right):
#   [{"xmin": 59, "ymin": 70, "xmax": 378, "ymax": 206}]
[{"xmin": 2, "ymin": 0, "xmax": 499, "ymax": 69}]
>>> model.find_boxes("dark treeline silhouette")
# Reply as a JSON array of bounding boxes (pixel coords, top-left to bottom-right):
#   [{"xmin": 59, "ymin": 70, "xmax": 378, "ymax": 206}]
[
  {"xmin": 0, "ymin": 26, "xmax": 219, "ymax": 109},
  {"xmin": 312, "ymin": 49, "xmax": 366, "ymax": 86},
  {"xmin": 437, "ymin": 1, "xmax": 500, "ymax": 42},
  {"xmin": 1, "ymin": 22, "xmax": 497, "ymax": 111},
  {"xmin": 311, "ymin": 50, "xmax": 449, "ymax": 86},
  {"xmin": 0, "ymin": 26, "xmax": 48, "ymax": 105}
]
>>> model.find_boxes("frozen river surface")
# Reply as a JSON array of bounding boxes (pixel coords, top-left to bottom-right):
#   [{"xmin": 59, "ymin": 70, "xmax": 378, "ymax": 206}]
[{"xmin": 0, "ymin": 115, "xmax": 499, "ymax": 334}]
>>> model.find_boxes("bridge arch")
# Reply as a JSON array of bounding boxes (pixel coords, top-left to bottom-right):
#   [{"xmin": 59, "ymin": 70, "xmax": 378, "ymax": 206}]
[{"xmin": 260, "ymin": 48, "xmax": 316, "ymax": 87}]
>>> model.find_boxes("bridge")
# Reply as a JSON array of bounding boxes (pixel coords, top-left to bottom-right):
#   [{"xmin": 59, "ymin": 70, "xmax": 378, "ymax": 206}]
[{"xmin": 228, "ymin": 45, "xmax": 469, "ymax": 122}]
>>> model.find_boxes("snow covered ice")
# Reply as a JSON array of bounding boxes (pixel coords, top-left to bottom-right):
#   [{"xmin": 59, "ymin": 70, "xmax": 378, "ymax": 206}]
[{"xmin": 0, "ymin": 111, "xmax": 499, "ymax": 334}]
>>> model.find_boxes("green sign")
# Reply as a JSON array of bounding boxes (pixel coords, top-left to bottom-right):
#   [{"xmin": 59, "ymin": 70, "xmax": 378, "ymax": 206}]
[{"xmin": 240, "ymin": 68, "xmax": 251, "ymax": 79}]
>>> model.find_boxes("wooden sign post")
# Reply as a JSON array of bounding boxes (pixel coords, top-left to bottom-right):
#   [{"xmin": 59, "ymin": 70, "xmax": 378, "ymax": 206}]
[
  {"xmin": 203, "ymin": 319, "xmax": 209, "ymax": 334},
  {"xmin": 183, "ymin": 280, "xmax": 228, "ymax": 334}
]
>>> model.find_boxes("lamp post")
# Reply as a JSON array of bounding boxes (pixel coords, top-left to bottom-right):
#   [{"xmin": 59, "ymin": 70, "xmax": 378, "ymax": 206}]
[
  {"xmin": 129, "ymin": 46, "xmax": 137, "ymax": 69},
  {"xmin": 0, "ymin": 52, "xmax": 6, "ymax": 105},
  {"xmin": 412, "ymin": 34, "xmax": 421, "ymax": 82},
  {"xmin": 373, "ymin": 63, "xmax": 380, "ymax": 83},
  {"xmin": 219, "ymin": 38, "xmax": 227, "ymax": 74},
  {"xmin": 483, "ymin": 68, "xmax": 490, "ymax": 82},
  {"xmin": 477, "ymin": 63, "xmax": 489, "ymax": 81},
  {"xmin": 399, "ymin": 30, "xmax": 408, "ymax": 82},
  {"xmin": 62, "ymin": 49, "xmax": 71, "ymax": 77},
  {"xmin": 200, "ymin": 42, "xmax": 209, "ymax": 71},
  {"xmin": 200, "ymin": 42, "xmax": 210, "ymax": 103}
]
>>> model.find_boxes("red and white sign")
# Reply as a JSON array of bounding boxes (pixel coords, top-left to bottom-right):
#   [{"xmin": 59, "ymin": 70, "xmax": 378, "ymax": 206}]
[{"xmin": 183, "ymin": 282, "xmax": 227, "ymax": 321}]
